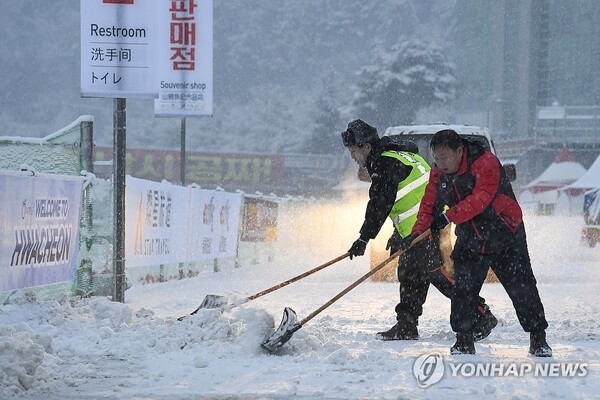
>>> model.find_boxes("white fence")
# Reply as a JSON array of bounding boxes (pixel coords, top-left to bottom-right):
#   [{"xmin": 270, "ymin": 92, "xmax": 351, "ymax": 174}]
[{"xmin": 0, "ymin": 116, "xmax": 367, "ymax": 302}]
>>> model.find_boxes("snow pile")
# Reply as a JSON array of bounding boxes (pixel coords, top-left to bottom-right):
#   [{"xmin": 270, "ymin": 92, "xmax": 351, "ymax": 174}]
[
  {"xmin": 0, "ymin": 291, "xmax": 277, "ymax": 398},
  {"xmin": 0, "ymin": 325, "xmax": 47, "ymax": 396}
]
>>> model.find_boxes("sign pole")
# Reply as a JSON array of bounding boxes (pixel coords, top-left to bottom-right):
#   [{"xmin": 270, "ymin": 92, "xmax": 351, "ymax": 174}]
[
  {"xmin": 180, "ymin": 117, "xmax": 186, "ymax": 185},
  {"xmin": 113, "ymin": 98, "xmax": 127, "ymax": 303},
  {"xmin": 178, "ymin": 117, "xmax": 186, "ymax": 279}
]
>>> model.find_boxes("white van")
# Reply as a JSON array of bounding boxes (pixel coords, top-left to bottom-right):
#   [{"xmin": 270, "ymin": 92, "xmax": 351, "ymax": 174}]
[{"xmin": 382, "ymin": 123, "xmax": 515, "ymax": 181}]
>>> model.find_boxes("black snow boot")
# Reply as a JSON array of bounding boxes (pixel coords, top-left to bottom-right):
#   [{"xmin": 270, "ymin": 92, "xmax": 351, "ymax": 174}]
[
  {"xmin": 376, "ymin": 312, "xmax": 418, "ymax": 341},
  {"xmin": 529, "ymin": 330, "xmax": 552, "ymax": 357},
  {"xmin": 450, "ymin": 332, "xmax": 475, "ymax": 355},
  {"xmin": 473, "ymin": 305, "xmax": 498, "ymax": 342}
]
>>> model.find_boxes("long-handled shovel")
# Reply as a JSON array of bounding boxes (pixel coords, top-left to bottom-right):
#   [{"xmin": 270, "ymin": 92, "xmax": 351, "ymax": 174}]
[
  {"xmin": 261, "ymin": 229, "xmax": 431, "ymax": 352},
  {"xmin": 177, "ymin": 253, "xmax": 350, "ymax": 321}
]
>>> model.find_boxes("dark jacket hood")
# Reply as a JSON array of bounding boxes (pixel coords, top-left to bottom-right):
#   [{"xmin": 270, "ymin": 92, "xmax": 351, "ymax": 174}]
[
  {"xmin": 456, "ymin": 138, "xmax": 487, "ymax": 175},
  {"xmin": 367, "ymin": 136, "xmax": 419, "ymax": 169}
]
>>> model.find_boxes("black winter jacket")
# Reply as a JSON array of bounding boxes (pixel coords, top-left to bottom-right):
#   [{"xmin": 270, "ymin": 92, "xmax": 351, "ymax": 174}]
[{"xmin": 358, "ymin": 136, "xmax": 415, "ymax": 240}]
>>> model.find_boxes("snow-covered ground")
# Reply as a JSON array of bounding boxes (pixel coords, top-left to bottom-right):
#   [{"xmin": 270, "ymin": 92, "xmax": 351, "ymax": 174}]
[{"xmin": 1, "ymin": 214, "xmax": 599, "ymax": 399}]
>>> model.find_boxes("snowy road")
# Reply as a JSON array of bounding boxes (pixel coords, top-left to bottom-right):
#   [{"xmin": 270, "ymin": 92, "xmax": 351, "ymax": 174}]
[{"xmin": 2, "ymin": 215, "xmax": 599, "ymax": 399}]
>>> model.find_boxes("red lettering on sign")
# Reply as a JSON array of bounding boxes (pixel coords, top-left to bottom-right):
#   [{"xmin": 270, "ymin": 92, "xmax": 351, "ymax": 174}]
[
  {"xmin": 170, "ymin": 1, "xmax": 196, "ymax": 14},
  {"xmin": 169, "ymin": 1, "xmax": 198, "ymax": 70}
]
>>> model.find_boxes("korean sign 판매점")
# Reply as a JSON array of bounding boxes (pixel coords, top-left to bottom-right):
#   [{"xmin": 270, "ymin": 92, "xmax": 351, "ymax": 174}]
[{"xmin": 154, "ymin": 0, "xmax": 213, "ymax": 116}]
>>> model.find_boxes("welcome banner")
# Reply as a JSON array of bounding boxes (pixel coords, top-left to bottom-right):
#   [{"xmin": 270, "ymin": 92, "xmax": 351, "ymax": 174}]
[{"xmin": 0, "ymin": 172, "xmax": 83, "ymax": 291}]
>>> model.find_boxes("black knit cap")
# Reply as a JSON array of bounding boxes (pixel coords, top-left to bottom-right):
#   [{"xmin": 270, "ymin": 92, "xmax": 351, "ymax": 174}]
[{"xmin": 341, "ymin": 119, "xmax": 379, "ymax": 147}]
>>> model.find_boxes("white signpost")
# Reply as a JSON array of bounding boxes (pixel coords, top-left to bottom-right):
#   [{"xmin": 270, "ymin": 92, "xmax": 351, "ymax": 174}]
[
  {"xmin": 81, "ymin": 0, "xmax": 214, "ymax": 115},
  {"xmin": 80, "ymin": 0, "xmax": 213, "ymax": 301}
]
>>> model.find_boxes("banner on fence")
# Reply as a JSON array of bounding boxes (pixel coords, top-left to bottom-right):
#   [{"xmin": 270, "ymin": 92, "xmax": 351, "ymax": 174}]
[
  {"xmin": 187, "ymin": 189, "xmax": 242, "ymax": 260},
  {"xmin": 125, "ymin": 176, "xmax": 189, "ymax": 267},
  {"xmin": 125, "ymin": 177, "xmax": 242, "ymax": 267},
  {"xmin": 0, "ymin": 173, "xmax": 83, "ymax": 291},
  {"xmin": 240, "ymin": 197, "xmax": 278, "ymax": 242}
]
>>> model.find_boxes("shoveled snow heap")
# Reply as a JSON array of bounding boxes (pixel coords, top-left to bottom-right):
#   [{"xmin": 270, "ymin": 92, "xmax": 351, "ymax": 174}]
[{"xmin": 0, "ymin": 292, "xmax": 276, "ymax": 398}]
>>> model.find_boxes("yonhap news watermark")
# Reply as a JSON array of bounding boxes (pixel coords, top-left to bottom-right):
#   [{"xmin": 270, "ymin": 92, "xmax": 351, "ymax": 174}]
[{"xmin": 413, "ymin": 353, "xmax": 588, "ymax": 388}]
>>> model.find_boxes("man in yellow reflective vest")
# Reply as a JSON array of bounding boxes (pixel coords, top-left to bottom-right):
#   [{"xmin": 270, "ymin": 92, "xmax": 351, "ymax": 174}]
[{"xmin": 341, "ymin": 119, "xmax": 497, "ymax": 341}]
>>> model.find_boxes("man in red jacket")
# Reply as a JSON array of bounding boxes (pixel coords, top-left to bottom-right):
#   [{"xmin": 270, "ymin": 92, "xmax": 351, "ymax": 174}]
[{"xmin": 409, "ymin": 129, "xmax": 552, "ymax": 356}]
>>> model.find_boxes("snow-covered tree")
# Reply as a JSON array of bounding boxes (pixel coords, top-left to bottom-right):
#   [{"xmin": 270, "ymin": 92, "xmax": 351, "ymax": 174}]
[
  {"xmin": 352, "ymin": 38, "xmax": 455, "ymax": 129},
  {"xmin": 304, "ymin": 73, "xmax": 343, "ymax": 154}
]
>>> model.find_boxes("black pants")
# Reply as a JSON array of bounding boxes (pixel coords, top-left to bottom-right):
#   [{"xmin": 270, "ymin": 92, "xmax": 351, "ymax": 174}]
[
  {"xmin": 450, "ymin": 238, "xmax": 548, "ymax": 333},
  {"xmin": 392, "ymin": 236, "xmax": 488, "ymax": 321}
]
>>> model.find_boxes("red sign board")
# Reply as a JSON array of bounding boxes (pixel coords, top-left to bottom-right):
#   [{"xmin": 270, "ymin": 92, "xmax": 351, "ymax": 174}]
[{"xmin": 94, "ymin": 147, "xmax": 284, "ymax": 191}]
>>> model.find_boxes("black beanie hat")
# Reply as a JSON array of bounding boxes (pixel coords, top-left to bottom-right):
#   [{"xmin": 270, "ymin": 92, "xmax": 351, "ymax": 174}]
[{"xmin": 341, "ymin": 119, "xmax": 379, "ymax": 147}]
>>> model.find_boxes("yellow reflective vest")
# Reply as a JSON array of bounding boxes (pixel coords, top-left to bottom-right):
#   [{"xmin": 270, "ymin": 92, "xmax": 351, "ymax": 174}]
[{"xmin": 381, "ymin": 151, "xmax": 430, "ymax": 238}]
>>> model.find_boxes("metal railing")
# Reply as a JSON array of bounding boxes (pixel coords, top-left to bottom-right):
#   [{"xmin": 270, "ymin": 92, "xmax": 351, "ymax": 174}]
[{"xmin": 534, "ymin": 105, "xmax": 600, "ymax": 145}]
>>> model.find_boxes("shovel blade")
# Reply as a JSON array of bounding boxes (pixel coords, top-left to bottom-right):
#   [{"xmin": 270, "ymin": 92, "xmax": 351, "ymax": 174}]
[
  {"xmin": 261, "ymin": 307, "xmax": 301, "ymax": 353},
  {"xmin": 197, "ymin": 294, "xmax": 228, "ymax": 310},
  {"xmin": 177, "ymin": 294, "xmax": 228, "ymax": 321}
]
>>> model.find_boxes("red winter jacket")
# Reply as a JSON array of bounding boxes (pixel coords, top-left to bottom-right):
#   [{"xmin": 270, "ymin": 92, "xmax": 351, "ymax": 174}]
[{"xmin": 412, "ymin": 139, "xmax": 525, "ymax": 256}]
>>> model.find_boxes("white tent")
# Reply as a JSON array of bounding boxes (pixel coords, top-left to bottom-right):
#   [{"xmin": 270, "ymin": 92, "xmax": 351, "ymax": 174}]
[
  {"xmin": 519, "ymin": 146, "xmax": 587, "ymax": 214},
  {"xmin": 561, "ymin": 153, "xmax": 600, "ymax": 193},
  {"xmin": 523, "ymin": 161, "xmax": 587, "ymax": 192},
  {"xmin": 557, "ymin": 153, "xmax": 600, "ymax": 214}
]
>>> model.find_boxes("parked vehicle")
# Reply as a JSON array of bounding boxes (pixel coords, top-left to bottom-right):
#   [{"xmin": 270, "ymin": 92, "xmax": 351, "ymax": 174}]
[{"xmin": 382, "ymin": 123, "xmax": 516, "ymax": 181}]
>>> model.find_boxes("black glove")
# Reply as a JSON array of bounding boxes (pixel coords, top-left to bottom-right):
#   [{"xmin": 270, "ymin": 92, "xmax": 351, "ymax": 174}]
[
  {"xmin": 385, "ymin": 231, "xmax": 402, "ymax": 253},
  {"xmin": 348, "ymin": 237, "xmax": 368, "ymax": 260},
  {"xmin": 397, "ymin": 234, "xmax": 416, "ymax": 252},
  {"xmin": 430, "ymin": 213, "xmax": 449, "ymax": 233}
]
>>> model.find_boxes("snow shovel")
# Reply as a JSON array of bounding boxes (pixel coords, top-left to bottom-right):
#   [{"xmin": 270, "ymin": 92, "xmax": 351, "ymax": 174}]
[
  {"xmin": 177, "ymin": 252, "xmax": 350, "ymax": 321},
  {"xmin": 261, "ymin": 229, "xmax": 431, "ymax": 352}
]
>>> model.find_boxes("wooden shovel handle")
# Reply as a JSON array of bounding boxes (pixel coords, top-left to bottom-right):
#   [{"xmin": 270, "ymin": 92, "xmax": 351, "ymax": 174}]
[
  {"xmin": 246, "ymin": 252, "xmax": 350, "ymax": 302},
  {"xmin": 298, "ymin": 229, "xmax": 431, "ymax": 327}
]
